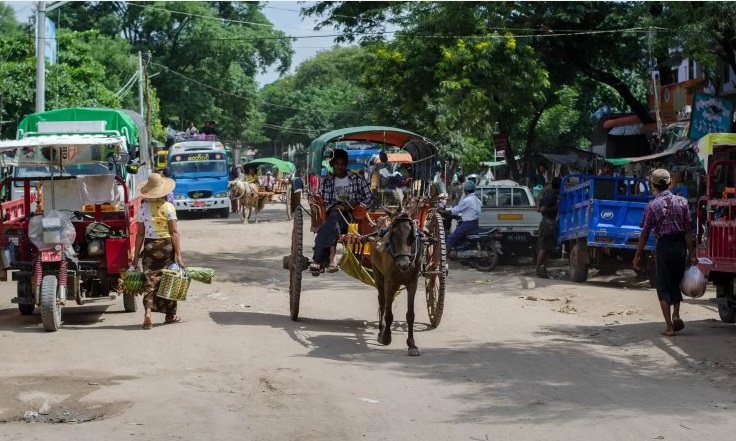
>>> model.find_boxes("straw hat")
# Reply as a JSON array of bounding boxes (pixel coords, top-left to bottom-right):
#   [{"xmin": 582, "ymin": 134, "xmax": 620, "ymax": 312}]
[{"xmin": 137, "ymin": 173, "xmax": 176, "ymax": 199}]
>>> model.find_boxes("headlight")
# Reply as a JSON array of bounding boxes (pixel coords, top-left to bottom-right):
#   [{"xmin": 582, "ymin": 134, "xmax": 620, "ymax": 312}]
[
  {"xmin": 214, "ymin": 191, "xmax": 229, "ymax": 198},
  {"xmin": 174, "ymin": 194, "xmax": 186, "ymax": 200}
]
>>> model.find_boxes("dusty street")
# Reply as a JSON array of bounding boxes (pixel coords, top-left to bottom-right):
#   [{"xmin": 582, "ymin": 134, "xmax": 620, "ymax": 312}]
[{"xmin": 1, "ymin": 203, "xmax": 736, "ymax": 440}]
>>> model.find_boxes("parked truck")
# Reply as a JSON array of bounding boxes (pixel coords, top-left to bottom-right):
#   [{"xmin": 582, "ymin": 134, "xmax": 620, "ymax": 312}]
[
  {"xmin": 695, "ymin": 133, "xmax": 736, "ymax": 323},
  {"xmin": 557, "ymin": 174, "xmax": 658, "ymax": 283},
  {"xmin": 475, "ymin": 180, "xmax": 542, "ymax": 260}
]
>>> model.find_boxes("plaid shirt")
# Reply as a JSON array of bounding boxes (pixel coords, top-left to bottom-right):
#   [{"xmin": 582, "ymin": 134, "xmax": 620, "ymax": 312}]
[
  {"xmin": 320, "ymin": 172, "xmax": 372, "ymax": 207},
  {"xmin": 640, "ymin": 190, "xmax": 690, "ymax": 239}
]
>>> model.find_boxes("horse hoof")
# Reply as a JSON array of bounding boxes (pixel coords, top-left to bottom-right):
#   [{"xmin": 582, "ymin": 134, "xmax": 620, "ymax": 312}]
[
  {"xmin": 408, "ymin": 348, "xmax": 420, "ymax": 356},
  {"xmin": 378, "ymin": 334, "xmax": 391, "ymax": 346}
]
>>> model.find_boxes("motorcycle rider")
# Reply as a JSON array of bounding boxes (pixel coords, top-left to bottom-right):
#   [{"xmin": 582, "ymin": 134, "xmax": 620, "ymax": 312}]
[{"xmin": 445, "ymin": 180, "xmax": 482, "ymax": 251}]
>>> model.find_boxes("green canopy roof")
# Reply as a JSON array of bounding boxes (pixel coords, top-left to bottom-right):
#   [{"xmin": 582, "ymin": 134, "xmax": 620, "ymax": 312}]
[
  {"xmin": 17, "ymin": 107, "xmax": 142, "ymax": 146},
  {"xmin": 306, "ymin": 126, "xmax": 438, "ymax": 180},
  {"xmin": 244, "ymin": 157, "xmax": 295, "ymax": 173}
]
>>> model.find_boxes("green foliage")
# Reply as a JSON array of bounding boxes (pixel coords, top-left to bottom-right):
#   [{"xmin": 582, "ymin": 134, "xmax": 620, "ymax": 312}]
[
  {"xmin": 0, "ymin": 2, "xmax": 22, "ymax": 36},
  {"xmin": 59, "ymin": 1, "xmax": 294, "ymax": 143},
  {"xmin": 260, "ymin": 46, "xmax": 374, "ymax": 145}
]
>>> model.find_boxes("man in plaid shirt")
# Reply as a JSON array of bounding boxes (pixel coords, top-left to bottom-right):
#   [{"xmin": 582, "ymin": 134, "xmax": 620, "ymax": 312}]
[
  {"xmin": 310, "ymin": 148, "xmax": 372, "ymax": 274},
  {"xmin": 633, "ymin": 169, "xmax": 697, "ymax": 337}
]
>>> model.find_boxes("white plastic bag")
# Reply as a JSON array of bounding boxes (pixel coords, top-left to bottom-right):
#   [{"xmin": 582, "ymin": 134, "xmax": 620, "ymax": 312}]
[{"xmin": 681, "ymin": 266, "xmax": 706, "ymax": 298}]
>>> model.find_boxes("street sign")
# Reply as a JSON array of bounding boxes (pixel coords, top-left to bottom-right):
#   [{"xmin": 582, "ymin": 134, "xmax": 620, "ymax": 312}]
[{"xmin": 493, "ymin": 132, "xmax": 508, "ymax": 154}]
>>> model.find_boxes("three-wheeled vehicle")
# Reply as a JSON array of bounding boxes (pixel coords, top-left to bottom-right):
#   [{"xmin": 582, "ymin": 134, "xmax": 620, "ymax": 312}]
[
  {"xmin": 285, "ymin": 126, "xmax": 447, "ymax": 326},
  {"xmin": 0, "ymin": 135, "xmax": 138, "ymax": 332}
]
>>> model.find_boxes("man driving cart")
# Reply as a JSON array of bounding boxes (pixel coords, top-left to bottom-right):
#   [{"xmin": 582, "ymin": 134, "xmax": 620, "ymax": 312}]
[{"xmin": 309, "ymin": 148, "xmax": 372, "ymax": 275}]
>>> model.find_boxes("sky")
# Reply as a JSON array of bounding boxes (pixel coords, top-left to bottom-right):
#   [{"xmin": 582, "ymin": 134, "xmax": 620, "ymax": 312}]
[{"xmin": 7, "ymin": 1, "xmax": 343, "ymax": 87}]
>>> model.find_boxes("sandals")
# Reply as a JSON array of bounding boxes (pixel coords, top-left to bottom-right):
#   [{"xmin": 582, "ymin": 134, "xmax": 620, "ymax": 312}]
[
  {"xmin": 326, "ymin": 265, "xmax": 339, "ymax": 273},
  {"xmin": 164, "ymin": 315, "xmax": 182, "ymax": 324}
]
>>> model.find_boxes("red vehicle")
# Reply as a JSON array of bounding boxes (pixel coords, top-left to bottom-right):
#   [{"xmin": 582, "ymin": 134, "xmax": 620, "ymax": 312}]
[
  {"xmin": 695, "ymin": 134, "xmax": 736, "ymax": 323},
  {"xmin": 0, "ymin": 135, "xmax": 140, "ymax": 331}
]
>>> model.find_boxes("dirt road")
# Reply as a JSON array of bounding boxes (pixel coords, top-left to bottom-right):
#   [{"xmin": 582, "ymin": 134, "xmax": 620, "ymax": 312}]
[{"xmin": 1, "ymin": 204, "xmax": 736, "ymax": 440}]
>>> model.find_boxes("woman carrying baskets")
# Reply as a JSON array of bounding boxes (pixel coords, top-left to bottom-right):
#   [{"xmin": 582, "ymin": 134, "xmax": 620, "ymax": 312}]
[{"xmin": 132, "ymin": 173, "xmax": 185, "ymax": 330}]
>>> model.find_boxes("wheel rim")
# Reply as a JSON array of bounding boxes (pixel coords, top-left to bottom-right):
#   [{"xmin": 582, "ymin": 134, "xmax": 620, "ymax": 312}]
[
  {"xmin": 474, "ymin": 241, "xmax": 499, "ymax": 271},
  {"xmin": 424, "ymin": 212, "xmax": 446, "ymax": 327},
  {"xmin": 289, "ymin": 208, "xmax": 303, "ymax": 321}
]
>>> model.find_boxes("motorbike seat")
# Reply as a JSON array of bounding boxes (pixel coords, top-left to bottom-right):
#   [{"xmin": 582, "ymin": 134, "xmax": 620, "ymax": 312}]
[{"xmin": 466, "ymin": 227, "xmax": 496, "ymax": 239}]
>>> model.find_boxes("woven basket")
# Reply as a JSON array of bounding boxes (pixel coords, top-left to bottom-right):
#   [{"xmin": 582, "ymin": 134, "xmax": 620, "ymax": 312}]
[
  {"xmin": 122, "ymin": 271, "xmax": 145, "ymax": 295},
  {"xmin": 156, "ymin": 269, "xmax": 190, "ymax": 301}
]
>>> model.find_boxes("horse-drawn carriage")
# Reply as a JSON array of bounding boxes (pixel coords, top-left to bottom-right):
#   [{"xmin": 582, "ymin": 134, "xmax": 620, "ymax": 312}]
[
  {"xmin": 285, "ymin": 126, "xmax": 447, "ymax": 355},
  {"xmin": 231, "ymin": 157, "xmax": 298, "ymax": 223}
]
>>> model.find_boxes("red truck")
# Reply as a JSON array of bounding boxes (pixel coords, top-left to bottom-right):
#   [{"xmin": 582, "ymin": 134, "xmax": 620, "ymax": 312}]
[{"xmin": 695, "ymin": 134, "xmax": 736, "ymax": 323}]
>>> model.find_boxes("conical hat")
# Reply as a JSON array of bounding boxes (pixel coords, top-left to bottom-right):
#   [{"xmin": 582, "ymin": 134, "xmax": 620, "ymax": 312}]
[{"xmin": 137, "ymin": 173, "xmax": 176, "ymax": 199}]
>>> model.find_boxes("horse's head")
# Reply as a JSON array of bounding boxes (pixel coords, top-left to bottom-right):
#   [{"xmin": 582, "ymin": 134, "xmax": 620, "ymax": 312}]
[{"xmin": 386, "ymin": 212, "xmax": 420, "ymax": 272}]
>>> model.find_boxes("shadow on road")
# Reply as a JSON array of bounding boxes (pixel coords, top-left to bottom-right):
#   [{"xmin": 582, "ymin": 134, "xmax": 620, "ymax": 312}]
[{"xmin": 0, "ymin": 303, "xmax": 113, "ymax": 333}]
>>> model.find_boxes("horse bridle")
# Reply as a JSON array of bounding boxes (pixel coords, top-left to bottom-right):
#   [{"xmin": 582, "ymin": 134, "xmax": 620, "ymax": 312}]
[{"xmin": 386, "ymin": 214, "xmax": 421, "ymax": 263}]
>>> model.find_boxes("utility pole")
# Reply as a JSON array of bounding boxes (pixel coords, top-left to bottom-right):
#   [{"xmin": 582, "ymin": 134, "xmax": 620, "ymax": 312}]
[
  {"xmin": 35, "ymin": 1, "xmax": 46, "ymax": 113},
  {"xmin": 138, "ymin": 51, "xmax": 145, "ymax": 116},
  {"xmin": 35, "ymin": 1, "xmax": 67, "ymax": 113}
]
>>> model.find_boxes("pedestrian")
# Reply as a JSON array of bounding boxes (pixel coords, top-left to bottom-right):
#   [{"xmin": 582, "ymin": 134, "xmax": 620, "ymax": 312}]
[
  {"xmin": 536, "ymin": 177, "xmax": 561, "ymax": 278},
  {"xmin": 132, "ymin": 173, "xmax": 185, "ymax": 330},
  {"xmin": 633, "ymin": 169, "xmax": 697, "ymax": 337}
]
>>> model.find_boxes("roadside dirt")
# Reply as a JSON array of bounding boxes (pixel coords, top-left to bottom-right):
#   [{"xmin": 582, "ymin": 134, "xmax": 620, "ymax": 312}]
[{"xmin": 1, "ymin": 203, "xmax": 735, "ymax": 440}]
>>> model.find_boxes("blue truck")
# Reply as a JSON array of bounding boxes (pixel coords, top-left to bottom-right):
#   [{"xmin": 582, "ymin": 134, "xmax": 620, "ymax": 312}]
[
  {"xmin": 167, "ymin": 138, "xmax": 230, "ymax": 218},
  {"xmin": 557, "ymin": 175, "xmax": 658, "ymax": 283}
]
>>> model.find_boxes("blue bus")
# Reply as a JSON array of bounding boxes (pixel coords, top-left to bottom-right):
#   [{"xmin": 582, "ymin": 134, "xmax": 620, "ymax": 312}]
[{"xmin": 167, "ymin": 140, "xmax": 230, "ymax": 218}]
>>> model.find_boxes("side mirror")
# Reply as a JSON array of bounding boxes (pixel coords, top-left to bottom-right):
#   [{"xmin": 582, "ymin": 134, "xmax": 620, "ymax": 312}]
[{"xmin": 126, "ymin": 164, "xmax": 139, "ymax": 174}]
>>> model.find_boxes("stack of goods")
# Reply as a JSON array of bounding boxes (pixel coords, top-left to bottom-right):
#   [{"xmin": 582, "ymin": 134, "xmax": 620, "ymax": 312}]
[
  {"xmin": 186, "ymin": 267, "xmax": 215, "ymax": 284},
  {"xmin": 122, "ymin": 271, "xmax": 145, "ymax": 295}
]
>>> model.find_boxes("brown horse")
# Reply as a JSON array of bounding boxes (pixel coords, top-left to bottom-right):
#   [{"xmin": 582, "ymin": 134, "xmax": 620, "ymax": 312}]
[{"xmin": 370, "ymin": 211, "xmax": 423, "ymax": 356}]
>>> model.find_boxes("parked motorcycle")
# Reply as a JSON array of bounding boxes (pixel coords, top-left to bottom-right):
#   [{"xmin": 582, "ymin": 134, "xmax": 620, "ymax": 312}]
[{"xmin": 442, "ymin": 212, "xmax": 503, "ymax": 271}]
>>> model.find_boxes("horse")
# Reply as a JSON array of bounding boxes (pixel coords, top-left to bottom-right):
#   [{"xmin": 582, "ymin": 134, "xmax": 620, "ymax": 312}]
[
  {"xmin": 229, "ymin": 180, "xmax": 268, "ymax": 223},
  {"xmin": 370, "ymin": 210, "xmax": 424, "ymax": 356}
]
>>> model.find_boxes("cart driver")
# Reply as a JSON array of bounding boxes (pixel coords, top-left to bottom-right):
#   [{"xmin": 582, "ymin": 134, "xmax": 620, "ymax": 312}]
[{"xmin": 309, "ymin": 148, "xmax": 372, "ymax": 275}]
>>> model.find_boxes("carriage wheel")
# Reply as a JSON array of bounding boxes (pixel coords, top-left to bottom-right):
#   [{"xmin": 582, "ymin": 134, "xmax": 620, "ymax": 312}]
[
  {"xmin": 424, "ymin": 212, "xmax": 447, "ymax": 327},
  {"xmin": 285, "ymin": 184, "xmax": 293, "ymax": 221},
  {"xmin": 289, "ymin": 207, "xmax": 304, "ymax": 321}
]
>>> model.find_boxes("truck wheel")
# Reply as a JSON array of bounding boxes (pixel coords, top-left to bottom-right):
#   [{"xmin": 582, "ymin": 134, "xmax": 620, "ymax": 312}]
[
  {"xmin": 123, "ymin": 293, "xmax": 138, "ymax": 312},
  {"xmin": 716, "ymin": 283, "xmax": 736, "ymax": 324},
  {"xmin": 569, "ymin": 243, "xmax": 588, "ymax": 283},
  {"xmin": 40, "ymin": 275, "xmax": 61, "ymax": 332},
  {"xmin": 218, "ymin": 208, "xmax": 230, "ymax": 219},
  {"xmin": 17, "ymin": 279, "xmax": 34, "ymax": 315}
]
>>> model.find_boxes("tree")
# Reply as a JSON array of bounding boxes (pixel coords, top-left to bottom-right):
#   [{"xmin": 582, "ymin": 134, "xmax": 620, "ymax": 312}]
[
  {"xmin": 260, "ymin": 46, "xmax": 374, "ymax": 146},
  {"xmin": 58, "ymin": 1, "xmax": 294, "ymax": 142},
  {"xmin": 0, "ymin": 2, "xmax": 22, "ymax": 36}
]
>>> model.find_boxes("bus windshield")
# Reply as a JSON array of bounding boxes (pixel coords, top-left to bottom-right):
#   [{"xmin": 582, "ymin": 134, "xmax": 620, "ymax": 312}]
[{"xmin": 168, "ymin": 160, "xmax": 227, "ymax": 178}]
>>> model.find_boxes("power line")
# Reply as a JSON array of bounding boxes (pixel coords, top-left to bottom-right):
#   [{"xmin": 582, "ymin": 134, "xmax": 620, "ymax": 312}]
[{"xmin": 126, "ymin": 2, "xmax": 276, "ymax": 29}]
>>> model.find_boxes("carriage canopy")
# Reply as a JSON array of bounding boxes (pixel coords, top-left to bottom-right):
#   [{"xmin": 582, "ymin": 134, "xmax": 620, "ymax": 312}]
[
  {"xmin": 244, "ymin": 157, "xmax": 296, "ymax": 173},
  {"xmin": 306, "ymin": 126, "xmax": 438, "ymax": 181}
]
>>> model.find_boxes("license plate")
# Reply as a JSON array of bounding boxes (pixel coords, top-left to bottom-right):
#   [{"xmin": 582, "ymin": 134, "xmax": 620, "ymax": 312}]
[
  {"xmin": 194, "ymin": 200, "xmax": 205, "ymax": 207},
  {"xmin": 506, "ymin": 234, "xmax": 527, "ymax": 241},
  {"xmin": 41, "ymin": 249, "xmax": 62, "ymax": 262}
]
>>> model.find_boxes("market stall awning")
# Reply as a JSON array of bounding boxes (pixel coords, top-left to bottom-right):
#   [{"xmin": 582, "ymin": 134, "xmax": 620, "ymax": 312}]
[
  {"xmin": 604, "ymin": 138, "xmax": 691, "ymax": 166},
  {"xmin": 537, "ymin": 147, "xmax": 600, "ymax": 171},
  {"xmin": 697, "ymin": 133, "xmax": 736, "ymax": 170}
]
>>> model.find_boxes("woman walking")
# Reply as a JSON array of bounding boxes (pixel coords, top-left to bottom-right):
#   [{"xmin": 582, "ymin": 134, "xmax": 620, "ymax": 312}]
[{"xmin": 132, "ymin": 173, "xmax": 185, "ymax": 329}]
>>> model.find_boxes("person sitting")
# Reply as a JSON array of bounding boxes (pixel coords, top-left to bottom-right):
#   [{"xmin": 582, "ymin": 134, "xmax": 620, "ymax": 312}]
[
  {"xmin": 445, "ymin": 180, "xmax": 481, "ymax": 251},
  {"xmin": 245, "ymin": 167, "xmax": 259, "ymax": 185},
  {"xmin": 261, "ymin": 170, "xmax": 275, "ymax": 192},
  {"xmin": 309, "ymin": 148, "xmax": 372, "ymax": 275}
]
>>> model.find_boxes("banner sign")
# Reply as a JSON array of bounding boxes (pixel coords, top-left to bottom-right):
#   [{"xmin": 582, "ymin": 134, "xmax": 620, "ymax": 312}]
[
  {"xmin": 493, "ymin": 133, "xmax": 508, "ymax": 153},
  {"xmin": 689, "ymin": 93, "xmax": 734, "ymax": 140}
]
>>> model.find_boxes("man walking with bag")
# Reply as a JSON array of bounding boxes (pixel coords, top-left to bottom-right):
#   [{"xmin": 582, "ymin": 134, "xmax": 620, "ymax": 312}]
[{"xmin": 633, "ymin": 169, "xmax": 698, "ymax": 337}]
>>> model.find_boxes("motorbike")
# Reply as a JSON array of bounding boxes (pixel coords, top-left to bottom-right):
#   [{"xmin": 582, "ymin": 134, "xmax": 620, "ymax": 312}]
[{"xmin": 442, "ymin": 212, "xmax": 503, "ymax": 272}]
